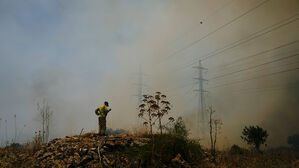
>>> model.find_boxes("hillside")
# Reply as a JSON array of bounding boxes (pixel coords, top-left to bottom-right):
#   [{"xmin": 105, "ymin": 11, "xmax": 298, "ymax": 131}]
[
  {"xmin": 0, "ymin": 133, "xmax": 151, "ymax": 168},
  {"xmin": 0, "ymin": 132, "xmax": 298, "ymax": 168}
]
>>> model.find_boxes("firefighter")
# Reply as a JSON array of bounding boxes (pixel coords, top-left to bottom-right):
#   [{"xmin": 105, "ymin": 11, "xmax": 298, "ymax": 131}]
[{"xmin": 95, "ymin": 101, "xmax": 111, "ymax": 135}]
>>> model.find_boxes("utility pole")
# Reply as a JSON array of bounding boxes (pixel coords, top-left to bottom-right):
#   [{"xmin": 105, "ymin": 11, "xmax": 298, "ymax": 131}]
[
  {"xmin": 14, "ymin": 114, "xmax": 16, "ymax": 143},
  {"xmin": 45, "ymin": 106, "xmax": 52, "ymax": 143},
  {"xmin": 5, "ymin": 119, "xmax": 7, "ymax": 145},
  {"xmin": 193, "ymin": 60, "xmax": 208, "ymax": 138},
  {"xmin": 0, "ymin": 118, "xmax": 2, "ymax": 146},
  {"xmin": 137, "ymin": 66, "xmax": 143, "ymax": 105}
]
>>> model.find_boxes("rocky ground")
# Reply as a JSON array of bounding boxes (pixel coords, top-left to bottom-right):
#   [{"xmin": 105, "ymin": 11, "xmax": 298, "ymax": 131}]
[
  {"xmin": 0, "ymin": 132, "xmax": 298, "ymax": 168},
  {"xmin": 0, "ymin": 133, "xmax": 152, "ymax": 168}
]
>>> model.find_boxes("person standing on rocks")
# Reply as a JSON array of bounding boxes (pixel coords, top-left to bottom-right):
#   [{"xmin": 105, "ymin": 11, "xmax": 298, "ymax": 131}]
[{"xmin": 95, "ymin": 101, "xmax": 111, "ymax": 135}]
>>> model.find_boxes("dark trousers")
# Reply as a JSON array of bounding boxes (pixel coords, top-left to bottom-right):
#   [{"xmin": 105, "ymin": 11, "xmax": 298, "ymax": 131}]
[{"xmin": 98, "ymin": 117, "xmax": 106, "ymax": 135}]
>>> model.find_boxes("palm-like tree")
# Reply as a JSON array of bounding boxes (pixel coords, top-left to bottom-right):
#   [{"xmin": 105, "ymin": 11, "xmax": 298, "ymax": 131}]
[{"xmin": 138, "ymin": 92, "xmax": 173, "ymax": 135}]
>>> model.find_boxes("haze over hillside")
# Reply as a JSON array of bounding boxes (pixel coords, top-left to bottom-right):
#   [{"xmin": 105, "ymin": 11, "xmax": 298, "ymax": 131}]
[{"xmin": 0, "ymin": 0, "xmax": 298, "ymax": 148}]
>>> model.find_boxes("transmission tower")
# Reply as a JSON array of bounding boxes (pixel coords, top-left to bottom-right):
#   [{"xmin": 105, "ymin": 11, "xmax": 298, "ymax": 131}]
[
  {"xmin": 133, "ymin": 66, "xmax": 150, "ymax": 104},
  {"xmin": 193, "ymin": 60, "xmax": 208, "ymax": 138},
  {"xmin": 132, "ymin": 66, "xmax": 150, "ymax": 124}
]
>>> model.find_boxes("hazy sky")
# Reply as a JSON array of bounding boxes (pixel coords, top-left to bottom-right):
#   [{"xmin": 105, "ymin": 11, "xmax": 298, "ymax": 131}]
[{"xmin": 0, "ymin": 0, "xmax": 298, "ymax": 147}]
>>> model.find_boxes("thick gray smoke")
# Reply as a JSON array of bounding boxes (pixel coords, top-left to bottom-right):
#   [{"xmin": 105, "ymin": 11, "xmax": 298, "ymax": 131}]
[{"xmin": 0, "ymin": 0, "xmax": 298, "ymax": 147}]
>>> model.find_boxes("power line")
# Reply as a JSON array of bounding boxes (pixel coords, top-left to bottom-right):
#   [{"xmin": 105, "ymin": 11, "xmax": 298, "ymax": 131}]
[
  {"xmin": 214, "ymin": 49, "xmax": 298, "ymax": 75},
  {"xmin": 210, "ymin": 60, "xmax": 299, "ymax": 87},
  {"xmin": 172, "ymin": 16, "xmax": 298, "ymax": 72},
  {"xmin": 208, "ymin": 67, "xmax": 299, "ymax": 89},
  {"xmin": 169, "ymin": 0, "xmax": 237, "ymax": 48},
  {"xmin": 173, "ymin": 40, "xmax": 298, "ymax": 73},
  {"xmin": 161, "ymin": 0, "xmax": 271, "ymax": 62},
  {"xmin": 209, "ymin": 53, "xmax": 299, "ymax": 80},
  {"xmin": 233, "ymin": 82, "xmax": 299, "ymax": 94},
  {"xmin": 209, "ymin": 42, "xmax": 299, "ymax": 73},
  {"xmin": 201, "ymin": 16, "xmax": 298, "ymax": 61}
]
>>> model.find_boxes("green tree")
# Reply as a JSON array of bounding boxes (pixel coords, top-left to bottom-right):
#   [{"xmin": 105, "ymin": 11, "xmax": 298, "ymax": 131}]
[{"xmin": 241, "ymin": 125, "xmax": 268, "ymax": 151}]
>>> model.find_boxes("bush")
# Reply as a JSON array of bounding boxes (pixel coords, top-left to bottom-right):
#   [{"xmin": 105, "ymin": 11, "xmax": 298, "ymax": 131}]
[
  {"xmin": 106, "ymin": 128, "xmax": 126, "ymax": 135},
  {"xmin": 287, "ymin": 133, "xmax": 299, "ymax": 149},
  {"xmin": 230, "ymin": 144, "xmax": 246, "ymax": 155},
  {"xmin": 140, "ymin": 134, "xmax": 203, "ymax": 167},
  {"xmin": 241, "ymin": 125, "xmax": 268, "ymax": 151},
  {"xmin": 137, "ymin": 117, "xmax": 202, "ymax": 167}
]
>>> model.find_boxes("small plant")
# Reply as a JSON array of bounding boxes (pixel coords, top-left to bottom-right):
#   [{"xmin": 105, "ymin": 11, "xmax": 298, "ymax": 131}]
[
  {"xmin": 241, "ymin": 125, "xmax": 268, "ymax": 151},
  {"xmin": 32, "ymin": 131, "xmax": 42, "ymax": 152},
  {"xmin": 138, "ymin": 92, "xmax": 173, "ymax": 135},
  {"xmin": 287, "ymin": 133, "xmax": 299, "ymax": 149}
]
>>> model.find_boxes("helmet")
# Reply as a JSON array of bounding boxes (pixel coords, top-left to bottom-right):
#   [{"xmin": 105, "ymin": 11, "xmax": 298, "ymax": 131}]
[{"xmin": 104, "ymin": 101, "xmax": 109, "ymax": 107}]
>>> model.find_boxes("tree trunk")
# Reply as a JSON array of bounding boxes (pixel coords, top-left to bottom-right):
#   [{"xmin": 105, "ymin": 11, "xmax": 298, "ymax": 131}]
[
  {"xmin": 159, "ymin": 117, "xmax": 162, "ymax": 135},
  {"xmin": 209, "ymin": 111, "xmax": 213, "ymax": 155},
  {"xmin": 255, "ymin": 143, "xmax": 261, "ymax": 152},
  {"xmin": 149, "ymin": 111, "xmax": 152, "ymax": 135}
]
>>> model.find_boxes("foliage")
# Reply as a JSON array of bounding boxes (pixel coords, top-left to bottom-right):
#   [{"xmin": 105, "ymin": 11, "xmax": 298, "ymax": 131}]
[
  {"xmin": 287, "ymin": 133, "xmax": 299, "ymax": 149},
  {"xmin": 165, "ymin": 116, "xmax": 189, "ymax": 139},
  {"xmin": 106, "ymin": 128, "xmax": 126, "ymax": 135},
  {"xmin": 138, "ymin": 134, "xmax": 203, "ymax": 167},
  {"xmin": 138, "ymin": 92, "xmax": 174, "ymax": 135},
  {"xmin": 241, "ymin": 125, "xmax": 268, "ymax": 151}
]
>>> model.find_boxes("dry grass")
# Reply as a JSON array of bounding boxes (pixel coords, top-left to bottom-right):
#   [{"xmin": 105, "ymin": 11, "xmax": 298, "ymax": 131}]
[{"xmin": 199, "ymin": 147, "xmax": 299, "ymax": 168}]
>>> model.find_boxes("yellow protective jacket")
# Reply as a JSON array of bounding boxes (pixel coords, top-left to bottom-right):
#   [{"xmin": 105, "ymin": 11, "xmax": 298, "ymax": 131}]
[{"xmin": 97, "ymin": 104, "xmax": 109, "ymax": 117}]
